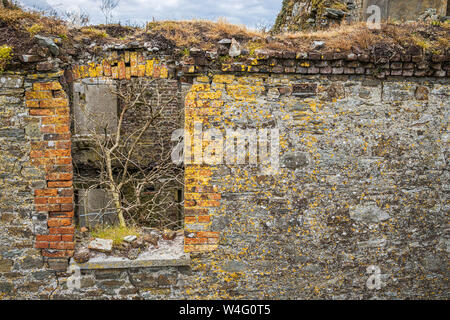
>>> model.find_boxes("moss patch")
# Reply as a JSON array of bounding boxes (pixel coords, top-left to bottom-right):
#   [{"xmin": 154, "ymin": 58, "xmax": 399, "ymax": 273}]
[
  {"xmin": 91, "ymin": 225, "xmax": 141, "ymax": 247},
  {"xmin": 0, "ymin": 45, "xmax": 13, "ymax": 72}
]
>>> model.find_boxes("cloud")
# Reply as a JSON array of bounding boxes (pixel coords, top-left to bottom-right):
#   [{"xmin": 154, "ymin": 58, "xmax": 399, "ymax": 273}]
[{"xmin": 16, "ymin": 0, "xmax": 282, "ymax": 29}]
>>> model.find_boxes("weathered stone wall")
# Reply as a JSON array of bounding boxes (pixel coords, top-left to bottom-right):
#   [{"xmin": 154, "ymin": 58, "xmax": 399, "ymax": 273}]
[
  {"xmin": 181, "ymin": 73, "xmax": 449, "ymax": 299},
  {"xmin": 0, "ymin": 75, "xmax": 62, "ymax": 299},
  {"xmin": 0, "ymin": 41, "xmax": 449, "ymax": 299}
]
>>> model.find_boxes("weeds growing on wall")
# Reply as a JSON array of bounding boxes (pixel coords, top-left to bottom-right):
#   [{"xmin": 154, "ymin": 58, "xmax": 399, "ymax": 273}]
[{"xmin": 0, "ymin": 45, "xmax": 12, "ymax": 72}]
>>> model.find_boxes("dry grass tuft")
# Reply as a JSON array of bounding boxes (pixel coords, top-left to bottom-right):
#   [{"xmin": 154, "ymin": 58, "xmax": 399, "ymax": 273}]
[
  {"xmin": 268, "ymin": 21, "xmax": 449, "ymax": 53},
  {"xmin": 81, "ymin": 27, "xmax": 108, "ymax": 39},
  {"xmin": 91, "ymin": 225, "xmax": 141, "ymax": 247},
  {"xmin": 0, "ymin": 7, "xmax": 67, "ymax": 37},
  {"xmin": 145, "ymin": 18, "xmax": 262, "ymax": 49}
]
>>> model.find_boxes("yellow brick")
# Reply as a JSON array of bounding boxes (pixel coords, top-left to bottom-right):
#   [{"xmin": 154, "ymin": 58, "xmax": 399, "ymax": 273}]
[
  {"xmin": 88, "ymin": 65, "xmax": 97, "ymax": 78},
  {"xmin": 32, "ymin": 82, "xmax": 62, "ymax": 91},
  {"xmin": 213, "ymin": 74, "xmax": 234, "ymax": 84},
  {"xmin": 160, "ymin": 66, "xmax": 168, "ymax": 79},
  {"xmin": 145, "ymin": 60, "xmax": 154, "ymax": 77},
  {"xmin": 191, "ymin": 84, "xmax": 210, "ymax": 92},
  {"xmin": 130, "ymin": 52, "xmax": 138, "ymax": 76},
  {"xmin": 198, "ymin": 91, "xmax": 222, "ymax": 100},
  {"xmin": 111, "ymin": 66, "xmax": 119, "ymax": 79},
  {"xmin": 138, "ymin": 65, "xmax": 146, "ymax": 77},
  {"xmin": 196, "ymin": 76, "xmax": 210, "ymax": 83}
]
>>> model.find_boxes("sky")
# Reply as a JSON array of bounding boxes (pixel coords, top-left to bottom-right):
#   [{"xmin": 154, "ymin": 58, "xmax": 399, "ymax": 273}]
[{"xmin": 17, "ymin": 0, "xmax": 282, "ymax": 29}]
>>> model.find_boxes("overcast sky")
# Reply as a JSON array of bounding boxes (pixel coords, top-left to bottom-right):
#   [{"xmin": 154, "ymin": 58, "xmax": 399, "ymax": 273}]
[{"xmin": 17, "ymin": 0, "xmax": 282, "ymax": 29}]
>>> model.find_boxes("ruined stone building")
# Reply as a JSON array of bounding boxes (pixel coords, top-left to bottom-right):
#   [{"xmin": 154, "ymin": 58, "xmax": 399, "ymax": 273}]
[
  {"xmin": 273, "ymin": 0, "xmax": 449, "ymax": 32},
  {"xmin": 0, "ymin": 4, "xmax": 448, "ymax": 299}
]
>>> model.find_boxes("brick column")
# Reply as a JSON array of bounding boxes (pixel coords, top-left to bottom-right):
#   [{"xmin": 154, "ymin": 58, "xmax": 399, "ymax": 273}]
[
  {"xmin": 183, "ymin": 81, "xmax": 221, "ymax": 253},
  {"xmin": 26, "ymin": 81, "xmax": 75, "ymax": 268}
]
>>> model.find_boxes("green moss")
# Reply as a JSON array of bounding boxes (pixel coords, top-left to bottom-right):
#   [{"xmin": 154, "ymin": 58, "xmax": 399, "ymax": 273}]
[
  {"xmin": 26, "ymin": 23, "xmax": 43, "ymax": 36},
  {"xmin": 0, "ymin": 45, "xmax": 13, "ymax": 72},
  {"xmin": 247, "ymin": 40, "xmax": 263, "ymax": 56},
  {"xmin": 91, "ymin": 225, "xmax": 140, "ymax": 247},
  {"xmin": 81, "ymin": 27, "xmax": 108, "ymax": 38}
]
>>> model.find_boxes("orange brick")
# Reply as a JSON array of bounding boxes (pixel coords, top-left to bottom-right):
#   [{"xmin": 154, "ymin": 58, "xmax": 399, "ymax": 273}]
[
  {"xmin": 196, "ymin": 200, "xmax": 220, "ymax": 207},
  {"xmin": 29, "ymin": 108, "xmax": 55, "ymax": 116},
  {"xmin": 198, "ymin": 215, "xmax": 211, "ymax": 223},
  {"xmin": 48, "ymin": 181, "xmax": 73, "ymax": 188},
  {"xmin": 60, "ymin": 204, "xmax": 74, "ymax": 212},
  {"xmin": 208, "ymin": 193, "xmax": 221, "ymax": 200},
  {"xmin": 111, "ymin": 66, "xmax": 119, "ymax": 79},
  {"xmin": 39, "ymin": 98, "xmax": 68, "ymax": 108},
  {"xmin": 185, "ymin": 238, "xmax": 208, "ymax": 245},
  {"xmin": 55, "ymin": 125, "xmax": 70, "ymax": 133},
  {"xmin": 55, "ymin": 108, "xmax": 69, "ymax": 116},
  {"xmin": 33, "ymin": 82, "xmax": 62, "ymax": 91},
  {"xmin": 48, "ymin": 218, "xmax": 72, "ymax": 227},
  {"xmin": 53, "ymin": 91, "xmax": 67, "ymax": 99},
  {"xmin": 25, "ymin": 91, "xmax": 53, "ymax": 100},
  {"xmin": 42, "ymin": 116, "xmax": 69, "ymax": 125},
  {"xmin": 196, "ymin": 231, "xmax": 219, "ymax": 238},
  {"xmin": 26, "ymin": 100, "xmax": 40, "ymax": 108},
  {"xmin": 198, "ymin": 169, "xmax": 212, "ymax": 177},
  {"xmin": 62, "ymin": 235, "xmax": 74, "ymax": 242},
  {"xmin": 138, "ymin": 65, "xmax": 146, "ymax": 77},
  {"xmin": 36, "ymin": 204, "xmax": 61, "ymax": 212},
  {"xmin": 153, "ymin": 65, "xmax": 161, "ymax": 78},
  {"xmin": 35, "ymin": 189, "xmax": 58, "ymax": 197},
  {"xmin": 35, "ymin": 241, "xmax": 49, "ymax": 249},
  {"xmin": 40, "ymin": 125, "xmax": 55, "ymax": 133},
  {"xmin": 185, "ymin": 216, "xmax": 197, "ymax": 223},
  {"xmin": 185, "ymin": 200, "xmax": 196, "ymax": 207},
  {"xmin": 49, "ymin": 242, "xmax": 75, "ymax": 250},
  {"xmin": 31, "ymin": 141, "xmax": 49, "ymax": 150},
  {"xmin": 41, "ymin": 250, "xmax": 67, "ymax": 258},
  {"xmin": 36, "ymin": 235, "xmax": 61, "ymax": 242},
  {"xmin": 34, "ymin": 197, "xmax": 48, "ymax": 205},
  {"xmin": 118, "ymin": 61, "xmax": 126, "ymax": 79},
  {"xmin": 44, "ymin": 149, "xmax": 71, "ymax": 158},
  {"xmin": 55, "ymin": 141, "xmax": 71, "ymax": 149},
  {"xmin": 46, "ymin": 172, "xmax": 73, "ymax": 181},
  {"xmin": 47, "ymin": 197, "xmax": 73, "ymax": 204},
  {"xmin": 49, "ymin": 226, "xmax": 75, "ymax": 234},
  {"xmin": 103, "ymin": 60, "xmax": 112, "ymax": 76},
  {"xmin": 58, "ymin": 189, "xmax": 74, "ymax": 197},
  {"xmin": 30, "ymin": 150, "xmax": 45, "ymax": 158},
  {"xmin": 184, "ymin": 208, "xmax": 209, "ymax": 216},
  {"xmin": 55, "ymin": 157, "xmax": 72, "ymax": 165},
  {"xmin": 184, "ymin": 244, "xmax": 218, "ymax": 253}
]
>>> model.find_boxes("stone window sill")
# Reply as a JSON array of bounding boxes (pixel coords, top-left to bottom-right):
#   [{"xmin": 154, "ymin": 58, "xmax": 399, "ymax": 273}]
[
  {"xmin": 70, "ymin": 233, "xmax": 190, "ymax": 270},
  {"xmin": 70, "ymin": 252, "xmax": 190, "ymax": 270}
]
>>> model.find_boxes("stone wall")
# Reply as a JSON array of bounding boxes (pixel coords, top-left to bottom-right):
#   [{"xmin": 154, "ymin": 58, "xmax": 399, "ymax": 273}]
[
  {"xmin": 0, "ymin": 41, "xmax": 449, "ymax": 299},
  {"xmin": 0, "ymin": 75, "xmax": 62, "ymax": 299},
  {"xmin": 181, "ymin": 72, "xmax": 449, "ymax": 299}
]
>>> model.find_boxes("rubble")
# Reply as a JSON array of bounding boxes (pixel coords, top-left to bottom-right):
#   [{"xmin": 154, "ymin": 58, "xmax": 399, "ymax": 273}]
[{"xmin": 88, "ymin": 238, "xmax": 113, "ymax": 253}]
